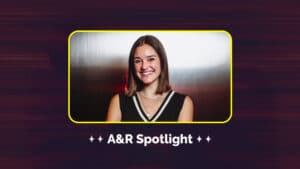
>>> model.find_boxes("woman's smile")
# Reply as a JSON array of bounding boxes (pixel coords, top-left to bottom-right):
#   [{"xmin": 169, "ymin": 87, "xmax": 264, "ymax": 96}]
[{"xmin": 140, "ymin": 70, "xmax": 154, "ymax": 76}]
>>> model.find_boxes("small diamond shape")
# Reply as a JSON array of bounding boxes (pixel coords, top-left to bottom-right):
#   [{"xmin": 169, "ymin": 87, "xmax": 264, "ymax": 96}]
[
  {"xmin": 197, "ymin": 136, "xmax": 202, "ymax": 142},
  {"xmin": 206, "ymin": 136, "xmax": 211, "ymax": 143},
  {"xmin": 98, "ymin": 136, "xmax": 103, "ymax": 142},
  {"xmin": 89, "ymin": 136, "xmax": 94, "ymax": 143}
]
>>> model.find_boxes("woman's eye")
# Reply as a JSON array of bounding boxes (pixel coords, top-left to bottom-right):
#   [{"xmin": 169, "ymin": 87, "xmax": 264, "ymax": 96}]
[
  {"xmin": 134, "ymin": 60, "xmax": 141, "ymax": 64},
  {"xmin": 148, "ymin": 58, "xmax": 155, "ymax": 62}
]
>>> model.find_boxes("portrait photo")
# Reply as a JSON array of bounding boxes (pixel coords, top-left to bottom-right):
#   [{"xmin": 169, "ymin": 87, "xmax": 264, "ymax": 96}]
[{"xmin": 68, "ymin": 30, "xmax": 232, "ymax": 123}]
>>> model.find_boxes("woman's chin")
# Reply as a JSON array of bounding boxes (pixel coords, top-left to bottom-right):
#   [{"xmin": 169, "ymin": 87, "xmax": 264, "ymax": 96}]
[
  {"xmin": 140, "ymin": 78, "xmax": 156, "ymax": 85},
  {"xmin": 141, "ymin": 80, "xmax": 153, "ymax": 85}
]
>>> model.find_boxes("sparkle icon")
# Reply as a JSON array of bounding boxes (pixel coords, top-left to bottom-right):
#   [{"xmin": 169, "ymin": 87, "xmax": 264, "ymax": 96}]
[
  {"xmin": 89, "ymin": 136, "xmax": 94, "ymax": 143},
  {"xmin": 98, "ymin": 136, "xmax": 103, "ymax": 143},
  {"xmin": 206, "ymin": 136, "xmax": 211, "ymax": 143},
  {"xmin": 197, "ymin": 136, "xmax": 202, "ymax": 143}
]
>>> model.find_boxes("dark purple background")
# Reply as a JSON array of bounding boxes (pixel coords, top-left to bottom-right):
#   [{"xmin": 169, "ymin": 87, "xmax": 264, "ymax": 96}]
[{"xmin": 1, "ymin": 0, "xmax": 299, "ymax": 168}]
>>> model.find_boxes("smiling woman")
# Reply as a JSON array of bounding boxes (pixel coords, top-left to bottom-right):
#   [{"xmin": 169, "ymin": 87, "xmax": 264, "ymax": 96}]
[{"xmin": 106, "ymin": 35, "xmax": 194, "ymax": 122}]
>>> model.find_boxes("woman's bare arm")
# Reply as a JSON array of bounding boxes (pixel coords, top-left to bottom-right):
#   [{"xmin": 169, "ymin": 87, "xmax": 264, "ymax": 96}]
[
  {"xmin": 106, "ymin": 94, "xmax": 122, "ymax": 122},
  {"xmin": 178, "ymin": 96, "xmax": 194, "ymax": 122}
]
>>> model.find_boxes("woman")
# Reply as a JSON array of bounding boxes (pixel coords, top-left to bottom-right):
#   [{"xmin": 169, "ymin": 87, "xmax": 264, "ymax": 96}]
[{"xmin": 107, "ymin": 35, "xmax": 194, "ymax": 122}]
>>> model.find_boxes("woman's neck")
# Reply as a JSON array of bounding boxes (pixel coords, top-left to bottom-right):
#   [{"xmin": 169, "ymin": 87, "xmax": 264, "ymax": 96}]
[{"xmin": 139, "ymin": 80, "xmax": 160, "ymax": 98}]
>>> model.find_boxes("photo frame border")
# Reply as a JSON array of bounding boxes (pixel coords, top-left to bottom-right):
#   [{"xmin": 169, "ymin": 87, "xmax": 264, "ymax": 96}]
[{"xmin": 68, "ymin": 30, "xmax": 233, "ymax": 124}]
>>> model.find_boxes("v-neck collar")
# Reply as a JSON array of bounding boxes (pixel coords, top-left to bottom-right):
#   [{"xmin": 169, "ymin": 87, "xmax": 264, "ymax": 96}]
[{"xmin": 132, "ymin": 90, "xmax": 175, "ymax": 122}]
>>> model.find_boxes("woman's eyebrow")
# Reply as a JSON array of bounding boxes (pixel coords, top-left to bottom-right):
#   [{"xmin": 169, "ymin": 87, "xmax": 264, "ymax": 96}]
[
  {"xmin": 147, "ymin": 55, "xmax": 157, "ymax": 58},
  {"xmin": 134, "ymin": 55, "xmax": 156, "ymax": 59}
]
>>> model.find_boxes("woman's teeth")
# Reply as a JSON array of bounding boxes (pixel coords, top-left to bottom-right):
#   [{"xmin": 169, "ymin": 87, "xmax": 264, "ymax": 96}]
[{"xmin": 141, "ymin": 71, "xmax": 153, "ymax": 75}]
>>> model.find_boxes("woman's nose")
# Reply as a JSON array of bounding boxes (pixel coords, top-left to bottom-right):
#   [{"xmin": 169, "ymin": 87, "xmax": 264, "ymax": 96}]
[{"xmin": 141, "ymin": 60, "xmax": 148, "ymax": 69}]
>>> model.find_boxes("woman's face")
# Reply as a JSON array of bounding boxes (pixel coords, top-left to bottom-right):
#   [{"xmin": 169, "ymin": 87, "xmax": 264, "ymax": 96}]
[{"xmin": 133, "ymin": 44, "xmax": 161, "ymax": 86}]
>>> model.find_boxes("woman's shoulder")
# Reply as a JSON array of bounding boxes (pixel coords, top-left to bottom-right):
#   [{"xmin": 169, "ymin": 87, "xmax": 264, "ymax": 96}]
[
  {"xmin": 111, "ymin": 92, "xmax": 130, "ymax": 97},
  {"xmin": 109, "ymin": 93, "xmax": 120, "ymax": 104},
  {"xmin": 174, "ymin": 91, "xmax": 194, "ymax": 122},
  {"xmin": 112, "ymin": 92, "xmax": 134, "ymax": 104},
  {"xmin": 172, "ymin": 90, "xmax": 187, "ymax": 98},
  {"xmin": 107, "ymin": 93, "xmax": 122, "ymax": 121},
  {"xmin": 172, "ymin": 91, "xmax": 193, "ymax": 105},
  {"xmin": 183, "ymin": 95, "xmax": 193, "ymax": 105}
]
